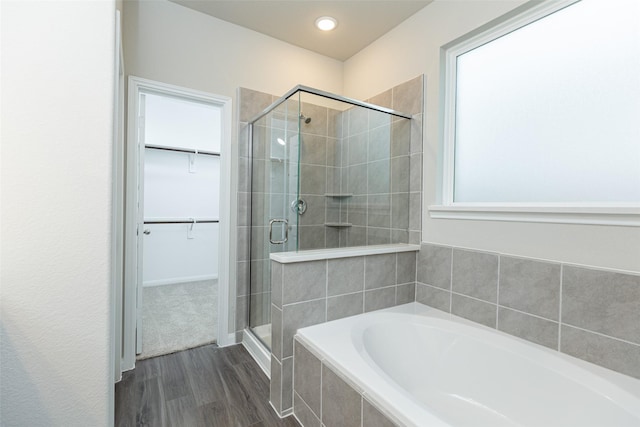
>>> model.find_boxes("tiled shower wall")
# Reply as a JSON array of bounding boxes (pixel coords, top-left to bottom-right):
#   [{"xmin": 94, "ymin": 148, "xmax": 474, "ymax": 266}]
[
  {"xmin": 236, "ymin": 88, "xmax": 276, "ymax": 339},
  {"xmin": 416, "ymin": 242, "xmax": 640, "ymax": 380},
  {"xmin": 235, "ymin": 76, "xmax": 425, "ymax": 337},
  {"xmin": 296, "ymin": 101, "xmax": 343, "ymax": 250},
  {"xmin": 314, "ymin": 76, "xmax": 424, "ymax": 249},
  {"xmin": 362, "ymin": 77, "xmax": 423, "ymax": 247}
]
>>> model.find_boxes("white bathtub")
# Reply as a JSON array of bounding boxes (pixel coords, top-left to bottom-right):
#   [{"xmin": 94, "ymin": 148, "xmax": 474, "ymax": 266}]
[{"xmin": 295, "ymin": 303, "xmax": 640, "ymax": 427}]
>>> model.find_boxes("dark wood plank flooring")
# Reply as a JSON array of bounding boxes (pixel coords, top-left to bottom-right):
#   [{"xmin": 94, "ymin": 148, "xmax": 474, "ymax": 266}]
[{"xmin": 115, "ymin": 344, "xmax": 300, "ymax": 427}]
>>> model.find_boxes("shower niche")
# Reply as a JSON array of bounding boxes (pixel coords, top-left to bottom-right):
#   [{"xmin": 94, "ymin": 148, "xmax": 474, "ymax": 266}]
[{"xmin": 246, "ymin": 86, "xmax": 414, "ymax": 350}]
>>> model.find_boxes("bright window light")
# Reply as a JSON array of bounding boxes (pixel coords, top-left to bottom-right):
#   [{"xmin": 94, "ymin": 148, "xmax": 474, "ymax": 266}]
[{"xmin": 445, "ymin": 0, "xmax": 640, "ymax": 204}]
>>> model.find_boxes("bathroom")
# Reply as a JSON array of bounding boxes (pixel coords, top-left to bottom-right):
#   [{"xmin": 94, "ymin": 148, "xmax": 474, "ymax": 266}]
[{"xmin": 2, "ymin": 0, "xmax": 639, "ymax": 426}]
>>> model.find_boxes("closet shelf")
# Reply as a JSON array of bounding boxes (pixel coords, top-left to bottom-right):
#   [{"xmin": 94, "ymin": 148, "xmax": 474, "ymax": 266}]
[
  {"xmin": 324, "ymin": 222, "xmax": 352, "ymax": 228},
  {"xmin": 145, "ymin": 144, "xmax": 220, "ymax": 157},
  {"xmin": 144, "ymin": 218, "xmax": 219, "ymax": 224}
]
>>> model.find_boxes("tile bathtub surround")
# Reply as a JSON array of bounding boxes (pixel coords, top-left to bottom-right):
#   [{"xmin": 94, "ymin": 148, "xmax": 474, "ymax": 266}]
[
  {"xmin": 499, "ymin": 256, "xmax": 561, "ymax": 321},
  {"xmin": 452, "ymin": 249, "xmax": 498, "ymax": 302},
  {"xmin": 327, "ymin": 257, "xmax": 364, "ymax": 296},
  {"xmin": 282, "ymin": 259, "xmax": 326, "ymax": 305},
  {"xmin": 293, "ymin": 338, "xmax": 400, "ymax": 427},
  {"xmin": 294, "ymin": 342, "xmax": 322, "ymax": 417},
  {"xmin": 322, "ymin": 363, "xmax": 362, "ymax": 427},
  {"xmin": 416, "ymin": 243, "xmax": 452, "ymax": 290},
  {"xmin": 561, "ymin": 265, "xmax": 640, "ymax": 344},
  {"xmin": 270, "ymin": 248, "xmax": 418, "ymax": 416},
  {"xmin": 416, "ymin": 242, "xmax": 640, "ymax": 379}
]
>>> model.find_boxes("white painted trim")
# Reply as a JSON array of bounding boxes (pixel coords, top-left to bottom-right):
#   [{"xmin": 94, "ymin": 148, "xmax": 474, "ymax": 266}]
[
  {"xmin": 242, "ymin": 329, "xmax": 271, "ymax": 377},
  {"xmin": 135, "ymin": 101, "xmax": 145, "ymax": 354},
  {"xmin": 122, "ymin": 78, "xmax": 138, "ymax": 372},
  {"xmin": 215, "ymin": 81, "xmax": 233, "ymax": 347},
  {"xmin": 123, "ymin": 76, "xmax": 233, "ymax": 367},
  {"xmin": 226, "ymin": 332, "xmax": 238, "ymax": 346},
  {"xmin": 439, "ymin": 0, "xmax": 639, "ymax": 222},
  {"xmin": 112, "ymin": 9, "xmax": 126, "ymax": 384},
  {"xmin": 270, "ymin": 243, "xmax": 420, "ymax": 263},
  {"xmin": 442, "ymin": 0, "xmax": 580, "ymax": 61},
  {"xmin": 429, "ymin": 205, "xmax": 640, "ymax": 227},
  {"xmin": 109, "ymin": 11, "xmax": 124, "ymax": 426},
  {"xmin": 280, "ymin": 408, "xmax": 294, "ymax": 417}
]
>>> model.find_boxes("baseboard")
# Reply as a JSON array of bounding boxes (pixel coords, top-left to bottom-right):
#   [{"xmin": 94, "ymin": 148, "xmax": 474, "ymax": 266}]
[
  {"xmin": 217, "ymin": 332, "xmax": 237, "ymax": 348},
  {"xmin": 269, "ymin": 401, "xmax": 294, "ymax": 418},
  {"xmin": 242, "ymin": 329, "xmax": 271, "ymax": 378}
]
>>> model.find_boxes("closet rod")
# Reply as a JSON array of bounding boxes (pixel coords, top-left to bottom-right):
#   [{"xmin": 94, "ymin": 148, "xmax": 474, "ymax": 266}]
[
  {"xmin": 145, "ymin": 144, "xmax": 220, "ymax": 157},
  {"xmin": 144, "ymin": 219, "xmax": 219, "ymax": 224}
]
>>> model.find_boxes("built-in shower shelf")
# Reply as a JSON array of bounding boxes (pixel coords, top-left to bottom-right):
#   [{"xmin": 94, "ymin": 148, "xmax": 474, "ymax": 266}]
[
  {"xmin": 324, "ymin": 222, "xmax": 352, "ymax": 227},
  {"xmin": 325, "ymin": 193, "xmax": 353, "ymax": 198}
]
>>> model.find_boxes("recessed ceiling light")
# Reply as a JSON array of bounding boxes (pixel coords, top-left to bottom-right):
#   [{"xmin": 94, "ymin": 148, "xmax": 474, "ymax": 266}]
[
  {"xmin": 315, "ymin": 16, "xmax": 337, "ymax": 31},
  {"xmin": 276, "ymin": 137, "xmax": 286, "ymax": 146}
]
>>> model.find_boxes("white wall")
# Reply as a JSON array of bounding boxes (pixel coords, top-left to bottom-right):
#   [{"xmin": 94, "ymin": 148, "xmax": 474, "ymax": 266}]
[
  {"xmin": 143, "ymin": 223, "xmax": 219, "ymax": 286},
  {"xmin": 344, "ymin": 0, "xmax": 640, "ymax": 272},
  {"xmin": 1, "ymin": 1, "xmax": 116, "ymax": 426},
  {"xmin": 143, "ymin": 151, "xmax": 220, "ymax": 286},
  {"xmin": 123, "ymin": 0, "xmax": 344, "ymax": 101},
  {"xmin": 123, "ymin": 0, "xmax": 346, "ymax": 337}
]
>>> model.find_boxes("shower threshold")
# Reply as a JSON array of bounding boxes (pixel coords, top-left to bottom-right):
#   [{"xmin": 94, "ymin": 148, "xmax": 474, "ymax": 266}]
[
  {"xmin": 242, "ymin": 326, "xmax": 271, "ymax": 377},
  {"xmin": 252, "ymin": 323, "xmax": 272, "ymax": 348}
]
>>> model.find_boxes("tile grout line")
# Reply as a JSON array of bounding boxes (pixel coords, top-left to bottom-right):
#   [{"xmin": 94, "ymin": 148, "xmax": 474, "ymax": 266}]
[
  {"xmin": 395, "ymin": 253, "xmax": 399, "ymax": 304},
  {"xmin": 320, "ymin": 361, "xmax": 324, "ymax": 425},
  {"xmin": 365, "ymin": 110, "xmax": 369, "ymax": 246},
  {"xmin": 449, "ymin": 290, "xmax": 498, "ymax": 307},
  {"xmin": 497, "ymin": 304, "xmax": 559, "ymax": 324},
  {"xmin": 558, "ymin": 264, "xmax": 563, "ymax": 351},
  {"xmin": 560, "ymin": 323, "xmax": 640, "ymax": 347},
  {"xmin": 325, "ymin": 259, "xmax": 329, "ymax": 322},
  {"xmin": 363, "ymin": 256, "xmax": 367, "ymax": 312},
  {"xmin": 449, "ymin": 247, "xmax": 454, "ymax": 313},
  {"xmin": 277, "ymin": 356, "xmax": 283, "ymax": 415},
  {"xmin": 496, "ymin": 255, "xmax": 501, "ymax": 330}
]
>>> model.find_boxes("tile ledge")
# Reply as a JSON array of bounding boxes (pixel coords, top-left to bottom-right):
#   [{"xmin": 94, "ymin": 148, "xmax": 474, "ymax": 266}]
[{"xmin": 270, "ymin": 244, "xmax": 420, "ymax": 264}]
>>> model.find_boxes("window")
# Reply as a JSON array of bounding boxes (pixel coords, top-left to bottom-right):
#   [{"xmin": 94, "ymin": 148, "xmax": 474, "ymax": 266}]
[{"xmin": 433, "ymin": 0, "xmax": 640, "ymax": 226}]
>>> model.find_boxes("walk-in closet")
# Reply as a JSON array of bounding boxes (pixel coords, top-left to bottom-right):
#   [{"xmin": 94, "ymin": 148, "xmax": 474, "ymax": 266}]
[{"xmin": 137, "ymin": 90, "xmax": 221, "ymax": 359}]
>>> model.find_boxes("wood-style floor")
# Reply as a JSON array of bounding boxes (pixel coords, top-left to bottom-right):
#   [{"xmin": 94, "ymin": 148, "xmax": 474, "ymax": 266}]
[{"xmin": 115, "ymin": 344, "xmax": 300, "ymax": 427}]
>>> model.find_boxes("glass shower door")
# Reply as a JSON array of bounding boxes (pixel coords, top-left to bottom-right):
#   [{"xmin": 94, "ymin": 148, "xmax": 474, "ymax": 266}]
[{"xmin": 248, "ymin": 96, "xmax": 299, "ymax": 349}]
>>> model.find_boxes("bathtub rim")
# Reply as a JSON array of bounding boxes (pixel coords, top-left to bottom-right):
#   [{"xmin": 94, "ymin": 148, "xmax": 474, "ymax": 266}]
[{"xmin": 294, "ymin": 302, "xmax": 640, "ymax": 427}]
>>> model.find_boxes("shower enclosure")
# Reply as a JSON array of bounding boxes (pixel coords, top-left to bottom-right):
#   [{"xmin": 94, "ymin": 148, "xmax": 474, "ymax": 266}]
[{"xmin": 246, "ymin": 86, "xmax": 412, "ymax": 349}]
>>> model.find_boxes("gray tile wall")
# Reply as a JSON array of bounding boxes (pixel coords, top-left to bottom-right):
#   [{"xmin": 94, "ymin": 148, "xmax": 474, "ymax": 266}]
[
  {"xmin": 298, "ymin": 101, "xmax": 343, "ymax": 251},
  {"xmin": 290, "ymin": 244, "xmax": 639, "ymax": 426},
  {"xmin": 236, "ymin": 76, "xmax": 425, "ymax": 337},
  {"xmin": 293, "ymin": 338, "xmax": 401, "ymax": 427},
  {"xmin": 270, "ymin": 249, "xmax": 417, "ymax": 416},
  {"xmin": 416, "ymin": 242, "xmax": 640, "ymax": 379},
  {"xmin": 236, "ymin": 87, "xmax": 276, "ymax": 338},
  {"xmin": 331, "ymin": 76, "xmax": 423, "ymax": 248}
]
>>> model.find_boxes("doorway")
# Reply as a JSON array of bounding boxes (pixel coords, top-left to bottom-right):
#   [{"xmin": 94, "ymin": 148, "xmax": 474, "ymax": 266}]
[{"xmin": 123, "ymin": 77, "xmax": 232, "ymax": 369}]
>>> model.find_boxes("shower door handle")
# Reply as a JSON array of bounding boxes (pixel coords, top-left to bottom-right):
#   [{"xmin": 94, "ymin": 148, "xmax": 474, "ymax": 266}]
[{"xmin": 269, "ymin": 218, "xmax": 289, "ymax": 244}]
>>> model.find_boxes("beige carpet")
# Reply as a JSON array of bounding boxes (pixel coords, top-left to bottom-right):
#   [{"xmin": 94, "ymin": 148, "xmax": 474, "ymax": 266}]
[{"xmin": 138, "ymin": 279, "xmax": 217, "ymax": 360}]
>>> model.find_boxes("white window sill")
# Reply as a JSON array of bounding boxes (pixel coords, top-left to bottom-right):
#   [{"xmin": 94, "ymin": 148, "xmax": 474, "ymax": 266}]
[{"xmin": 428, "ymin": 205, "xmax": 640, "ymax": 227}]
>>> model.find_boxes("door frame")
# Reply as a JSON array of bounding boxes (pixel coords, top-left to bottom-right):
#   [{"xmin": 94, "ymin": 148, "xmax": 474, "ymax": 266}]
[{"xmin": 122, "ymin": 76, "xmax": 233, "ymax": 370}]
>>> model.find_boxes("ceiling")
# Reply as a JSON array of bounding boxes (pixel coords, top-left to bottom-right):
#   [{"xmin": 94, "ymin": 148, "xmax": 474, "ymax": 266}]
[{"xmin": 168, "ymin": 1, "xmax": 433, "ymax": 61}]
